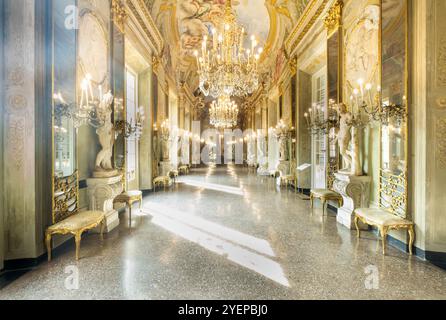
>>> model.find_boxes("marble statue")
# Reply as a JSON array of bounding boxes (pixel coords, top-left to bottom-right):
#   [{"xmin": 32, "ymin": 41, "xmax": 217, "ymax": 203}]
[
  {"xmin": 278, "ymin": 134, "xmax": 288, "ymax": 161},
  {"xmin": 94, "ymin": 91, "xmax": 118, "ymax": 177},
  {"xmin": 161, "ymin": 133, "xmax": 170, "ymax": 161},
  {"xmin": 257, "ymin": 131, "xmax": 269, "ymax": 175},
  {"xmin": 334, "ymin": 103, "xmax": 353, "ymax": 173}
]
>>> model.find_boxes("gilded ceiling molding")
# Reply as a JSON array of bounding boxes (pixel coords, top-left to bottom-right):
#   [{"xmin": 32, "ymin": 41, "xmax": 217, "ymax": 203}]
[
  {"xmin": 324, "ymin": 0, "xmax": 343, "ymax": 36},
  {"xmin": 111, "ymin": 0, "xmax": 128, "ymax": 34},
  {"xmin": 289, "ymin": 56, "xmax": 298, "ymax": 76},
  {"xmin": 125, "ymin": 0, "xmax": 164, "ymax": 56},
  {"xmin": 284, "ymin": 0, "xmax": 331, "ymax": 57}
]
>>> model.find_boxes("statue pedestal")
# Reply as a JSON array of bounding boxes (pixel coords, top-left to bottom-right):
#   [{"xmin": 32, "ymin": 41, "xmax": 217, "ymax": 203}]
[
  {"xmin": 333, "ymin": 172, "xmax": 371, "ymax": 230},
  {"xmin": 87, "ymin": 175, "xmax": 123, "ymax": 233}
]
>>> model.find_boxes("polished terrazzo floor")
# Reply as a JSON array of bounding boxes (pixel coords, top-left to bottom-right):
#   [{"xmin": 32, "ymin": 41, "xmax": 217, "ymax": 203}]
[{"xmin": 1, "ymin": 165, "xmax": 445, "ymax": 300}]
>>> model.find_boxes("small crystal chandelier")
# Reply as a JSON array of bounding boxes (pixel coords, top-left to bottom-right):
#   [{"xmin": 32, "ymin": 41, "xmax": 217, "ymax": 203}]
[
  {"xmin": 210, "ymin": 95, "xmax": 239, "ymax": 129},
  {"xmin": 194, "ymin": 0, "xmax": 262, "ymax": 98}
]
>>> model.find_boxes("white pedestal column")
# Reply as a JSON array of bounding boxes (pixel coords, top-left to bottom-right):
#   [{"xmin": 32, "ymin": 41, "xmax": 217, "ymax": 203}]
[
  {"xmin": 333, "ymin": 173, "xmax": 372, "ymax": 230},
  {"xmin": 87, "ymin": 175, "xmax": 123, "ymax": 233}
]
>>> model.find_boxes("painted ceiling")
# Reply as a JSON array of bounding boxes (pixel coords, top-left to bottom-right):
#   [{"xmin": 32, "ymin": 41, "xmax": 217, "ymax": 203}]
[{"xmin": 143, "ymin": 0, "xmax": 312, "ymax": 91}]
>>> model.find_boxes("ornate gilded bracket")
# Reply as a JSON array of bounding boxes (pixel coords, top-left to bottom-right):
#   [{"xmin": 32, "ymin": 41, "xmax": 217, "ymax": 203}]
[
  {"xmin": 324, "ymin": 0, "xmax": 343, "ymax": 36},
  {"xmin": 112, "ymin": 0, "xmax": 128, "ymax": 34}
]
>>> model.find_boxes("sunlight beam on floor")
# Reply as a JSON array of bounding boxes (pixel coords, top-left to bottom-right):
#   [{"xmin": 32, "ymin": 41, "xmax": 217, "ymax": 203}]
[
  {"xmin": 149, "ymin": 212, "xmax": 290, "ymax": 287},
  {"xmin": 179, "ymin": 179, "xmax": 245, "ymax": 196},
  {"xmin": 145, "ymin": 202, "xmax": 275, "ymax": 257}
]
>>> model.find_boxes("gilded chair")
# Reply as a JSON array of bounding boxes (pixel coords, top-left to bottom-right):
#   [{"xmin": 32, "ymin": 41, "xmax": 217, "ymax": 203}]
[
  {"xmin": 114, "ymin": 191, "xmax": 143, "ymax": 229},
  {"xmin": 46, "ymin": 171, "xmax": 105, "ymax": 261},
  {"xmin": 279, "ymin": 166, "xmax": 297, "ymax": 191},
  {"xmin": 354, "ymin": 170, "xmax": 414, "ymax": 255},
  {"xmin": 153, "ymin": 175, "xmax": 171, "ymax": 191},
  {"xmin": 310, "ymin": 189, "xmax": 343, "ymax": 216},
  {"xmin": 178, "ymin": 165, "xmax": 190, "ymax": 175}
]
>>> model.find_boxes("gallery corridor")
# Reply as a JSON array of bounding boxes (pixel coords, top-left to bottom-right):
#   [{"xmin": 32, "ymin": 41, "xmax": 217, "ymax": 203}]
[{"xmin": 0, "ymin": 166, "xmax": 444, "ymax": 300}]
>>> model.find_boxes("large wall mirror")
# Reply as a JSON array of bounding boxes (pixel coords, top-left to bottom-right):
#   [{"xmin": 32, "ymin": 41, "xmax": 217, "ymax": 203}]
[
  {"xmin": 325, "ymin": 1, "xmax": 343, "ymax": 188},
  {"xmin": 113, "ymin": 26, "xmax": 126, "ymax": 173},
  {"xmin": 53, "ymin": 0, "xmax": 77, "ymax": 178},
  {"xmin": 380, "ymin": 0, "xmax": 408, "ymax": 216}
]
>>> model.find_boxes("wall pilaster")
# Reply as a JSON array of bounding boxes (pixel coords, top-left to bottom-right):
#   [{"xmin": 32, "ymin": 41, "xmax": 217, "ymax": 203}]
[{"xmin": 411, "ymin": 0, "xmax": 446, "ymax": 258}]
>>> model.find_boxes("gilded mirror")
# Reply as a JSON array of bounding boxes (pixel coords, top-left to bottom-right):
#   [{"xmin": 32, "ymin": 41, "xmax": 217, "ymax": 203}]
[
  {"xmin": 380, "ymin": 0, "xmax": 408, "ymax": 216},
  {"xmin": 53, "ymin": 0, "xmax": 77, "ymax": 178},
  {"xmin": 113, "ymin": 25, "xmax": 126, "ymax": 173},
  {"xmin": 325, "ymin": 0, "xmax": 343, "ymax": 188}
]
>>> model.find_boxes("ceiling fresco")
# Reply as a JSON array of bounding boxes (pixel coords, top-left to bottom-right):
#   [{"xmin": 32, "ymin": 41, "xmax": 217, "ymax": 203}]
[{"xmin": 144, "ymin": 0, "xmax": 313, "ymax": 90}]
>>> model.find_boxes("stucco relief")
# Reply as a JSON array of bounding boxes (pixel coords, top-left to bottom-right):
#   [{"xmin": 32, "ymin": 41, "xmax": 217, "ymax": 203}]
[
  {"xmin": 436, "ymin": 118, "xmax": 446, "ymax": 169},
  {"xmin": 78, "ymin": 11, "xmax": 109, "ymax": 85},
  {"xmin": 344, "ymin": 5, "xmax": 380, "ymax": 94}
]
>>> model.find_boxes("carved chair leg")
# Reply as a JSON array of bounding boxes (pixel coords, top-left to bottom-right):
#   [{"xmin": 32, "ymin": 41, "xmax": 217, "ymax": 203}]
[
  {"xmin": 354, "ymin": 215, "xmax": 361, "ymax": 238},
  {"xmin": 380, "ymin": 227, "xmax": 388, "ymax": 255},
  {"xmin": 139, "ymin": 196, "xmax": 143, "ymax": 210},
  {"xmin": 100, "ymin": 219, "xmax": 105, "ymax": 241},
  {"xmin": 129, "ymin": 203, "xmax": 132, "ymax": 229},
  {"xmin": 310, "ymin": 194, "xmax": 314, "ymax": 209},
  {"xmin": 45, "ymin": 232, "xmax": 52, "ymax": 262},
  {"xmin": 74, "ymin": 232, "xmax": 82, "ymax": 261},
  {"xmin": 408, "ymin": 225, "xmax": 415, "ymax": 255},
  {"xmin": 322, "ymin": 200, "xmax": 327, "ymax": 216}
]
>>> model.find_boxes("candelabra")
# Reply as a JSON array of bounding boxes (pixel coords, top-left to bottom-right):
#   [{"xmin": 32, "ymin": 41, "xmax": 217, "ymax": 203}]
[
  {"xmin": 350, "ymin": 78, "xmax": 407, "ymax": 127},
  {"xmin": 53, "ymin": 74, "xmax": 111, "ymax": 129},
  {"xmin": 114, "ymin": 106, "xmax": 146, "ymax": 140},
  {"xmin": 304, "ymin": 99, "xmax": 340, "ymax": 134}
]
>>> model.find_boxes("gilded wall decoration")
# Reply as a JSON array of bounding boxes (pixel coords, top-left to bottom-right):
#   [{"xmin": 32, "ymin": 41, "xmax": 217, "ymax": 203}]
[
  {"xmin": 438, "ymin": 36, "xmax": 446, "ymax": 87},
  {"xmin": 7, "ymin": 68, "xmax": 25, "ymax": 86},
  {"xmin": 436, "ymin": 118, "xmax": 446, "ymax": 169},
  {"xmin": 7, "ymin": 94, "xmax": 27, "ymax": 111},
  {"xmin": 437, "ymin": 97, "xmax": 446, "ymax": 108},
  {"xmin": 7, "ymin": 117, "xmax": 25, "ymax": 171}
]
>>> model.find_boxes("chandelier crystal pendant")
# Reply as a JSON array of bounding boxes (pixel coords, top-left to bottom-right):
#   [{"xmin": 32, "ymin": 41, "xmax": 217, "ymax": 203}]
[
  {"xmin": 209, "ymin": 95, "xmax": 239, "ymax": 129},
  {"xmin": 194, "ymin": 0, "xmax": 262, "ymax": 98}
]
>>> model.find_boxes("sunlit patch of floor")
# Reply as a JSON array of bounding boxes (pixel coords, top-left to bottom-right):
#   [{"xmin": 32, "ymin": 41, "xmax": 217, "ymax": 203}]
[
  {"xmin": 144, "ymin": 203, "xmax": 289, "ymax": 287},
  {"xmin": 178, "ymin": 178, "xmax": 245, "ymax": 196}
]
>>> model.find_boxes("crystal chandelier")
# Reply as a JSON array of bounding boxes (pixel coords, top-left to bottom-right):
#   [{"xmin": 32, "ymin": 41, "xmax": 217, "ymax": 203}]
[
  {"xmin": 194, "ymin": 0, "xmax": 262, "ymax": 98},
  {"xmin": 209, "ymin": 95, "xmax": 239, "ymax": 129}
]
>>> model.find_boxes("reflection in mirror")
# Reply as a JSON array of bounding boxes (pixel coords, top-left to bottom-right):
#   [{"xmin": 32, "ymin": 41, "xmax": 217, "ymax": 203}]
[
  {"xmin": 380, "ymin": 0, "xmax": 408, "ymax": 217},
  {"xmin": 381, "ymin": 0, "xmax": 408, "ymax": 176},
  {"xmin": 113, "ymin": 28, "xmax": 126, "ymax": 172},
  {"xmin": 53, "ymin": 0, "xmax": 77, "ymax": 178},
  {"xmin": 327, "ymin": 32, "xmax": 340, "ymax": 105},
  {"xmin": 326, "ymin": 26, "xmax": 342, "ymax": 187}
]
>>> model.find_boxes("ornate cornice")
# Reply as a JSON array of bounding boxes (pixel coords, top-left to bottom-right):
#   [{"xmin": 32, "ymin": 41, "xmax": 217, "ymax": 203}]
[
  {"xmin": 285, "ymin": 0, "xmax": 330, "ymax": 57},
  {"xmin": 125, "ymin": 0, "xmax": 163, "ymax": 56},
  {"xmin": 324, "ymin": 0, "xmax": 343, "ymax": 36}
]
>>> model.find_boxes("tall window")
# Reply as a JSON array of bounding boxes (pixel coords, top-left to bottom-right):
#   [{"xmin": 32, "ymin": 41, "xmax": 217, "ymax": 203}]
[
  {"xmin": 311, "ymin": 68, "xmax": 327, "ymax": 189},
  {"xmin": 126, "ymin": 68, "xmax": 137, "ymax": 182}
]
